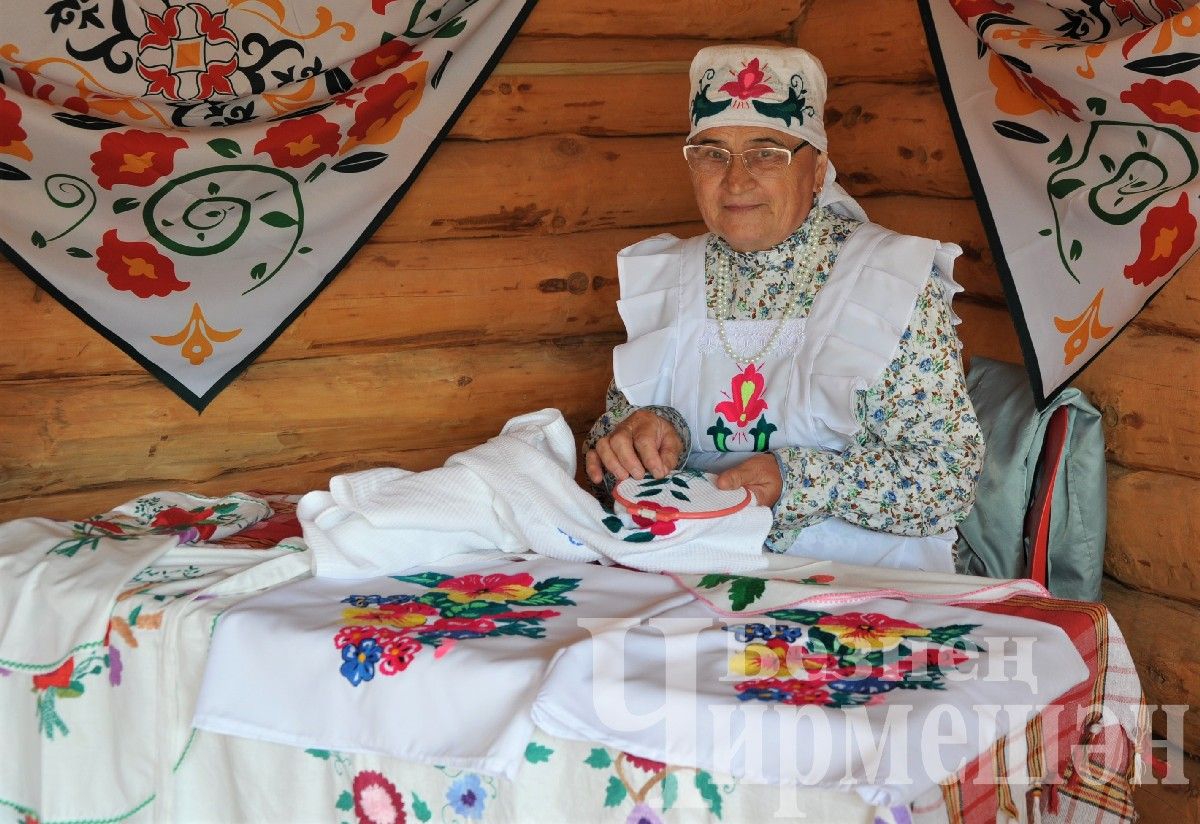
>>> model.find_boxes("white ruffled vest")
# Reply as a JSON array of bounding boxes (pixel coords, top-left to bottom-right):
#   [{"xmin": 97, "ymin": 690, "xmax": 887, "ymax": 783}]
[{"xmin": 612, "ymin": 223, "xmax": 963, "ymax": 573}]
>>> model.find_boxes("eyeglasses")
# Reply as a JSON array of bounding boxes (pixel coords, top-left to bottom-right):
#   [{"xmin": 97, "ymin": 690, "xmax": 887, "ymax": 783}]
[{"xmin": 682, "ymin": 142, "xmax": 810, "ymax": 178}]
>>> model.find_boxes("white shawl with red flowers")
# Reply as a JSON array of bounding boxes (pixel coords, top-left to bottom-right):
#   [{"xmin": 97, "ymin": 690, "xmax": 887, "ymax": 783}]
[
  {"xmin": 0, "ymin": 1, "xmax": 535, "ymax": 409},
  {"xmin": 921, "ymin": 0, "xmax": 1200, "ymax": 405}
]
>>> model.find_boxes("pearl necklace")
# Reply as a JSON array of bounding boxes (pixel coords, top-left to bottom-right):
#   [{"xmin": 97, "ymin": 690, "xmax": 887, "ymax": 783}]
[{"xmin": 711, "ymin": 211, "xmax": 826, "ymax": 364}]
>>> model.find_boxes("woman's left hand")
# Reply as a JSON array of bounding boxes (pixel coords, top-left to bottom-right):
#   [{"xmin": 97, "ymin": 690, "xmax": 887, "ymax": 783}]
[{"xmin": 714, "ymin": 454, "xmax": 783, "ymax": 509}]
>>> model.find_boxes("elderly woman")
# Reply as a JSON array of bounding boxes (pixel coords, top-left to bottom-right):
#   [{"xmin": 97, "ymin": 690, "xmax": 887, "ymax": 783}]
[{"xmin": 583, "ymin": 44, "xmax": 984, "ymax": 573}]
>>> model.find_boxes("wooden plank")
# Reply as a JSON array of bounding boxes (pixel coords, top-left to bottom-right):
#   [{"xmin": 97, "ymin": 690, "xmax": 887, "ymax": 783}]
[
  {"xmin": 1106, "ymin": 468, "xmax": 1200, "ymax": 606},
  {"xmin": 523, "ymin": 1, "xmax": 802, "ymax": 40},
  {"xmin": 0, "ymin": 224, "xmax": 707, "ymax": 379},
  {"xmin": 954, "ymin": 299, "xmax": 1024, "ymax": 369},
  {"xmin": 826, "ymin": 81, "xmax": 971, "ymax": 199},
  {"xmin": 1075, "ymin": 328, "xmax": 1200, "ymax": 479},
  {"xmin": 378, "ymin": 135, "xmax": 700, "ymax": 243},
  {"xmin": 0, "ymin": 338, "xmax": 617, "ymax": 513},
  {"xmin": 1138, "ymin": 255, "xmax": 1200, "ymax": 340},
  {"xmin": 859, "ymin": 195, "xmax": 1004, "ymax": 303},
  {"xmin": 797, "ymin": 0, "xmax": 934, "ymax": 85},
  {"xmin": 1133, "ymin": 750, "xmax": 1200, "ymax": 822},
  {"xmin": 500, "ymin": 36, "xmax": 763, "ymax": 65},
  {"xmin": 1103, "ymin": 578, "xmax": 1200, "ymax": 754},
  {"xmin": 453, "ymin": 71, "xmax": 689, "ymax": 139}
]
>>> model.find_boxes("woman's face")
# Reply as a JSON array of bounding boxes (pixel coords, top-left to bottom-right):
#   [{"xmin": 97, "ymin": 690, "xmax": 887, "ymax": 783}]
[{"xmin": 688, "ymin": 125, "xmax": 828, "ymax": 253}]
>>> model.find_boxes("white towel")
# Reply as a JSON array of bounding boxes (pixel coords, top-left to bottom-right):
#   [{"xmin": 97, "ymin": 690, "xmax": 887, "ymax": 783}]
[{"xmin": 303, "ymin": 408, "xmax": 772, "ymax": 578}]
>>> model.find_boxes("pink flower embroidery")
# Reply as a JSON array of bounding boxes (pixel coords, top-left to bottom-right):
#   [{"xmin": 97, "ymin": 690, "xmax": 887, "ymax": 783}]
[
  {"xmin": 719, "ymin": 58, "xmax": 774, "ymax": 101},
  {"xmin": 714, "ymin": 363, "xmax": 769, "ymax": 428},
  {"xmin": 815, "ymin": 612, "xmax": 931, "ymax": 653},
  {"xmin": 436, "ymin": 573, "xmax": 537, "ymax": 604},
  {"xmin": 629, "ymin": 500, "xmax": 680, "ymax": 536}
]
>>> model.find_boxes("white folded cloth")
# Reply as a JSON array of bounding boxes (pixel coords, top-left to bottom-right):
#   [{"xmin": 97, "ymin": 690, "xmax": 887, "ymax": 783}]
[{"xmin": 301, "ymin": 408, "xmax": 772, "ymax": 578}]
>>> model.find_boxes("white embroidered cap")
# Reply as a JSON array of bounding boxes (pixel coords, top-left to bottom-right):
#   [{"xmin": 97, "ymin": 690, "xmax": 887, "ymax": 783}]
[{"xmin": 687, "ymin": 44, "xmax": 829, "ymax": 151}]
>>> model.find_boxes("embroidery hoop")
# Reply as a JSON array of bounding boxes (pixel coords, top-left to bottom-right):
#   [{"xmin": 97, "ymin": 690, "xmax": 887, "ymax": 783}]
[{"xmin": 613, "ymin": 472, "xmax": 754, "ymax": 523}]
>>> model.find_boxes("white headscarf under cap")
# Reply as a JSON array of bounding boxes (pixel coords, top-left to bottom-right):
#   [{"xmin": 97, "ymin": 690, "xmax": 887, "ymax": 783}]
[{"xmin": 687, "ymin": 44, "xmax": 867, "ymax": 223}]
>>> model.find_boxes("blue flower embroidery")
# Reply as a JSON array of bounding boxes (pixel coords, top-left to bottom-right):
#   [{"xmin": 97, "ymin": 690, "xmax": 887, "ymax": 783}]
[
  {"xmin": 339, "ymin": 638, "xmax": 381, "ymax": 686},
  {"xmin": 447, "ymin": 773, "xmax": 487, "ymax": 819}
]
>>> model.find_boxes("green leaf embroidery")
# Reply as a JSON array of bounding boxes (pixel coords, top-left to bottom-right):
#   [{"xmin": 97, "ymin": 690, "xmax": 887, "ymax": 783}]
[
  {"xmin": 113, "ymin": 197, "xmax": 140, "ymax": 214},
  {"xmin": 765, "ymin": 608, "xmax": 829, "ymax": 624},
  {"xmin": 31, "ymin": 231, "xmax": 46, "ymax": 248},
  {"xmin": 1069, "ymin": 239, "xmax": 1083, "ymax": 261},
  {"xmin": 1038, "ymin": 228, "xmax": 1053, "ymax": 236},
  {"xmin": 695, "ymin": 770, "xmax": 723, "ymax": 818},
  {"xmin": 697, "ymin": 574, "xmax": 735, "ymax": 589},
  {"xmin": 250, "ymin": 262, "xmax": 267, "ymax": 279},
  {"xmin": 298, "ymin": 246, "xmax": 312, "ymax": 254},
  {"xmin": 207, "ymin": 138, "xmax": 241, "ymax": 158},
  {"xmin": 623, "ymin": 531, "xmax": 655, "ymax": 543},
  {"xmin": 207, "ymin": 182, "xmax": 220, "ymax": 196},
  {"xmin": 255, "ymin": 190, "xmax": 276, "ymax": 201},
  {"xmin": 305, "ymin": 748, "xmax": 331, "ymax": 759},
  {"xmin": 260, "ymin": 211, "xmax": 298, "ymax": 228},
  {"xmin": 305, "ymin": 162, "xmax": 327, "ymax": 183},
  {"xmin": 670, "ymin": 490, "xmax": 690, "ymax": 502},
  {"xmin": 584, "ymin": 748, "xmax": 612, "ymax": 769},
  {"xmin": 332, "ymin": 152, "xmax": 389, "ymax": 174},
  {"xmin": 637, "ymin": 488, "xmax": 662, "ymax": 497},
  {"xmin": 435, "ymin": 17, "xmax": 467, "ymax": 37},
  {"xmin": 335, "ymin": 790, "xmax": 353, "ymax": 811},
  {"xmin": 661, "ymin": 772, "xmax": 678, "ymax": 811},
  {"xmin": 604, "ymin": 776, "xmax": 628, "ymax": 807},
  {"xmin": 602, "ymin": 515, "xmax": 623, "ymax": 533},
  {"xmin": 391, "ymin": 572, "xmax": 455, "ymax": 587},
  {"xmin": 670, "ymin": 476, "xmax": 690, "ymax": 488},
  {"xmin": 1099, "ymin": 154, "xmax": 1115, "ymax": 173},
  {"xmin": 1047, "ymin": 135, "xmax": 1072, "ymax": 165},
  {"xmin": 1086, "ymin": 97, "xmax": 1107, "ymax": 116},
  {"xmin": 66, "ymin": 247, "xmax": 92, "ymax": 258},
  {"xmin": 411, "ymin": 792, "xmax": 432, "ymax": 822},
  {"xmin": 728, "ymin": 576, "xmax": 766, "ymax": 611},
  {"xmin": 1049, "ymin": 178, "xmax": 1085, "ymax": 199},
  {"xmin": 525, "ymin": 742, "xmax": 554, "ymax": 763}
]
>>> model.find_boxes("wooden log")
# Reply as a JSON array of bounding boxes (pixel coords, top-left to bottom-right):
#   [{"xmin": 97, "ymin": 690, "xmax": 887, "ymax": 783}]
[
  {"xmin": 826, "ymin": 81, "xmax": 972, "ymax": 199},
  {"xmin": 0, "ymin": 223, "xmax": 706, "ymax": 379},
  {"xmin": 1075, "ymin": 328, "xmax": 1200, "ymax": 479},
  {"xmin": 523, "ymin": 0, "xmax": 802, "ymax": 40},
  {"xmin": 1102, "ymin": 578, "xmax": 1200, "ymax": 755},
  {"xmin": 1138, "ymin": 255, "xmax": 1200, "ymax": 340},
  {"xmin": 379, "ymin": 135, "xmax": 700, "ymax": 243},
  {"xmin": 954, "ymin": 299, "xmax": 1024, "ymax": 368},
  {"xmin": 796, "ymin": 0, "xmax": 935, "ymax": 85},
  {"xmin": 1106, "ymin": 468, "xmax": 1200, "ymax": 607},
  {"xmin": 1133, "ymin": 750, "xmax": 1200, "ymax": 822},
  {"xmin": 0, "ymin": 338, "xmax": 617, "ymax": 515},
  {"xmin": 501, "ymin": 36, "xmax": 761, "ymax": 65}
]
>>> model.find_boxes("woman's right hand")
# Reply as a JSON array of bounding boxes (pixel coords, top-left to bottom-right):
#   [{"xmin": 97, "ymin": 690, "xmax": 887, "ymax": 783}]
[{"xmin": 585, "ymin": 409, "xmax": 684, "ymax": 485}]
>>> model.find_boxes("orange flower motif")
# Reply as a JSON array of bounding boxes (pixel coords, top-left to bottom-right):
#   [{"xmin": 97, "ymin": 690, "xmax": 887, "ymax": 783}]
[
  {"xmin": 350, "ymin": 39, "xmax": 423, "ymax": 82},
  {"xmin": 719, "ymin": 58, "xmax": 774, "ymax": 101},
  {"xmin": 95, "ymin": 229, "xmax": 189, "ymax": 298},
  {"xmin": 436, "ymin": 573, "xmax": 537, "ymax": 604},
  {"xmin": 714, "ymin": 363, "xmax": 769, "ymax": 428},
  {"xmin": 33, "ymin": 658, "xmax": 74, "ymax": 691},
  {"xmin": 90, "ymin": 129, "xmax": 188, "ymax": 190},
  {"xmin": 1120, "ymin": 79, "xmax": 1200, "ymax": 132},
  {"xmin": 1054, "ymin": 289, "xmax": 1114, "ymax": 366},
  {"xmin": 254, "ymin": 114, "xmax": 341, "ymax": 168},
  {"xmin": 0, "ymin": 87, "xmax": 32, "ymax": 161},
  {"xmin": 343, "ymin": 62, "xmax": 428, "ymax": 153},
  {"xmin": 1124, "ymin": 192, "xmax": 1196, "ymax": 286}
]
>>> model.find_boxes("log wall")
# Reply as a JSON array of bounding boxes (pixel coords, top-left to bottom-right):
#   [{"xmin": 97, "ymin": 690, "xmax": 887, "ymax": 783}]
[{"xmin": 0, "ymin": 0, "xmax": 1195, "ymax": 815}]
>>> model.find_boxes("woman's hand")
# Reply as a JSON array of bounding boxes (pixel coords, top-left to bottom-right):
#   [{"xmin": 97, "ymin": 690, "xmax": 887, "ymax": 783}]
[
  {"xmin": 715, "ymin": 454, "xmax": 783, "ymax": 509},
  {"xmin": 585, "ymin": 409, "xmax": 684, "ymax": 484}
]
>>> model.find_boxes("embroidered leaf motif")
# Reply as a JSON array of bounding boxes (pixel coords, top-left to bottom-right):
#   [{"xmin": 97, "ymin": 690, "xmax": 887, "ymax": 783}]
[
  {"xmin": 335, "ymin": 790, "xmax": 353, "ymax": 811},
  {"xmin": 1049, "ymin": 178, "xmax": 1086, "ymax": 199},
  {"xmin": 113, "ymin": 197, "xmax": 140, "ymax": 214},
  {"xmin": 670, "ymin": 477, "xmax": 690, "ymax": 488},
  {"xmin": 1086, "ymin": 97, "xmax": 1107, "ymax": 116},
  {"xmin": 435, "ymin": 16, "xmax": 466, "ymax": 37},
  {"xmin": 1125, "ymin": 53, "xmax": 1200, "ymax": 77},
  {"xmin": 525, "ymin": 742, "xmax": 554, "ymax": 763},
  {"xmin": 391, "ymin": 572, "xmax": 455, "ymax": 587},
  {"xmin": 1099, "ymin": 154, "xmax": 1115, "ymax": 173},
  {"xmin": 604, "ymin": 776, "xmax": 628, "ymax": 807},
  {"xmin": 992, "ymin": 120, "xmax": 1049, "ymax": 144},
  {"xmin": 411, "ymin": 792, "xmax": 432, "ymax": 822},
  {"xmin": 305, "ymin": 748, "xmax": 331, "ymax": 759},
  {"xmin": 1047, "ymin": 135, "xmax": 1073, "ymax": 165},
  {"xmin": 695, "ymin": 771, "xmax": 722, "ymax": 817},
  {"xmin": 305, "ymin": 162, "xmax": 327, "ymax": 183},
  {"xmin": 623, "ymin": 532, "xmax": 655, "ymax": 543},
  {"xmin": 728, "ymin": 576, "xmax": 766, "ymax": 611},
  {"xmin": 1069, "ymin": 239, "xmax": 1083, "ymax": 261},
  {"xmin": 0, "ymin": 161, "xmax": 31, "ymax": 181},
  {"xmin": 1038, "ymin": 228, "xmax": 1053, "ymax": 236},
  {"xmin": 207, "ymin": 138, "xmax": 241, "ymax": 158},
  {"xmin": 639, "ymin": 477, "xmax": 669, "ymax": 487},
  {"xmin": 691, "ymin": 83, "xmax": 733, "ymax": 124},
  {"xmin": 260, "ymin": 211, "xmax": 298, "ymax": 228},
  {"xmin": 637, "ymin": 488, "xmax": 662, "ymax": 497},
  {"xmin": 697, "ymin": 574, "xmax": 735, "ymax": 589},
  {"xmin": 585, "ymin": 748, "xmax": 612, "ymax": 769},
  {"xmin": 30, "ymin": 231, "xmax": 46, "ymax": 248},
  {"xmin": 602, "ymin": 516, "xmax": 623, "ymax": 533},
  {"xmin": 333, "ymin": 152, "xmax": 389, "ymax": 174},
  {"xmin": 66, "ymin": 247, "xmax": 92, "ymax": 258},
  {"xmin": 52, "ymin": 112, "xmax": 121, "ymax": 130},
  {"xmin": 661, "ymin": 772, "xmax": 678, "ymax": 811},
  {"xmin": 670, "ymin": 490, "xmax": 690, "ymax": 502}
]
